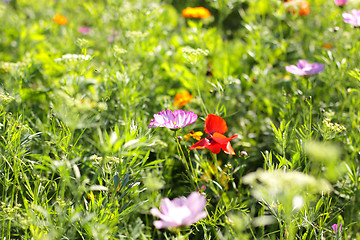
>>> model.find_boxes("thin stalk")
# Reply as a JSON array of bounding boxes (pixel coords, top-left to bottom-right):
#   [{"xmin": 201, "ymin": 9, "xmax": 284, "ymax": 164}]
[
  {"xmin": 175, "ymin": 131, "xmax": 190, "ymax": 174},
  {"xmin": 195, "ymin": 65, "xmax": 209, "ymax": 116}
]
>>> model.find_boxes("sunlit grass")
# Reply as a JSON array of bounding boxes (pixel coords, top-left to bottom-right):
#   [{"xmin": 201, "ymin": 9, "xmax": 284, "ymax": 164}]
[{"xmin": 1, "ymin": 0, "xmax": 360, "ymax": 239}]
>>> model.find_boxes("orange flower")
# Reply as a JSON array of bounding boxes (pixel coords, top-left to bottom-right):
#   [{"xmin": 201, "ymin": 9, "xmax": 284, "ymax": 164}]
[
  {"xmin": 182, "ymin": 7, "xmax": 211, "ymax": 19},
  {"xmin": 53, "ymin": 14, "xmax": 68, "ymax": 25},
  {"xmin": 285, "ymin": 0, "xmax": 310, "ymax": 16},
  {"xmin": 322, "ymin": 43, "xmax": 333, "ymax": 49},
  {"xmin": 174, "ymin": 91, "xmax": 193, "ymax": 108}
]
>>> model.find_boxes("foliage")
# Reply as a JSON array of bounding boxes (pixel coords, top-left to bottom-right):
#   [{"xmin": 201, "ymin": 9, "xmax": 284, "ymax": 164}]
[{"xmin": 1, "ymin": 0, "xmax": 359, "ymax": 239}]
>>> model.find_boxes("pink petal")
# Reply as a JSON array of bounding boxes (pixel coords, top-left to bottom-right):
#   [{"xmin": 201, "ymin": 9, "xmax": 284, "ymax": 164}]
[
  {"xmin": 150, "ymin": 207, "xmax": 162, "ymax": 218},
  {"xmin": 297, "ymin": 59, "xmax": 310, "ymax": 69},
  {"xmin": 285, "ymin": 65, "xmax": 304, "ymax": 75},
  {"xmin": 186, "ymin": 192, "xmax": 207, "ymax": 214},
  {"xmin": 153, "ymin": 220, "xmax": 178, "ymax": 229}
]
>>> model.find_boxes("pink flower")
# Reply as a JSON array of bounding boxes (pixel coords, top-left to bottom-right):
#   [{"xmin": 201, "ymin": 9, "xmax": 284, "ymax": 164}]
[
  {"xmin": 107, "ymin": 36, "xmax": 115, "ymax": 42},
  {"xmin": 150, "ymin": 192, "xmax": 207, "ymax": 229},
  {"xmin": 285, "ymin": 60, "xmax": 324, "ymax": 76},
  {"xmin": 148, "ymin": 110, "xmax": 197, "ymax": 129},
  {"xmin": 78, "ymin": 26, "xmax": 91, "ymax": 35},
  {"xmin": 343, "ymin": 9, "xmax": 360, "ymax": 26},
  {"xmin": 332, "ymin": 223, "xmax": 342, "ymax": 234},
  {"xmin": 334, "ymin": 0, "xmax": 348, "ymax": 6},
  {"xmin": 107, "ymin": 30, "xmax": 119, "ymax": 42}
]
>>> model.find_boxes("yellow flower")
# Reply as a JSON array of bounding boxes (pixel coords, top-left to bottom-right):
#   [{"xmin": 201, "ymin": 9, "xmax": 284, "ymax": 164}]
[
  {"xmin": 174, "ymin": 91, "xmax": 193, "ymax": 108},
  {"xmin": 53, "ymin": 14, "xmax": 68, "ymax": 25},
  {"xmin": 184, "ymin": 130, "xmax": 203, "ymax": 141},
  {"xmin": 182, "ymin": 7, "xmax": 211, "ymax": 19}
]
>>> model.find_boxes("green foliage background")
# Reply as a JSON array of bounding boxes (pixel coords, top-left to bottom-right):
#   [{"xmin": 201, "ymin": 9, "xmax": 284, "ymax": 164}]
[{"xmin": 1, "ymin": 0, "xmax": 360, "ymax": 239}]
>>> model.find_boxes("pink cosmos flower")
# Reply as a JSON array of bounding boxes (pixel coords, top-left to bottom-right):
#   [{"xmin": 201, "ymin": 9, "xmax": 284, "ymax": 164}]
[
  {"xmin": 334, "ymin": 0, "xmax": 348, "ymax": 6},
  {"xmin": 148, "ymin": 110, "xmax": 197, "ymax": 129},
  {"xmin": 150, "ymin": 192, "xmax": 207, "ymax": 229},
  {"xmin": 78, "ymin": 26, "xmax": 91, "ymax": 35},
  {"xmin": 343, "ymin": 10, "xmax": 360, "ymax": 26},
  {"xmin": 285, "ymin": 60, "xmax": 324, "ymax": 76},
  {"xmin": 332, "ymin": 223, "xmax": 342, "ymax": 234}
]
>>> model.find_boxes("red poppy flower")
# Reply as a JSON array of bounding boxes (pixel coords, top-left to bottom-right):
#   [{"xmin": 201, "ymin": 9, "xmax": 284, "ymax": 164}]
[{"xmin": 190, "ymin": 114, "xmax": 238, "ymax": 155}]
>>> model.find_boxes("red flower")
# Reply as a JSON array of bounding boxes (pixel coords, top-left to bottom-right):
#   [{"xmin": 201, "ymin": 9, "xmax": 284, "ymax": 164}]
[{"xmin": 190, "ymin": 114, "xmax": 238, "ymax": 155}]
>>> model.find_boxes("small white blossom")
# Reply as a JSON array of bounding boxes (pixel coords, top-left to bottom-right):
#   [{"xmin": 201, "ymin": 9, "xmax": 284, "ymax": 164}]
[{"xmin": 54, "ymin": 54, "xmax": 91, "ymax": 63}]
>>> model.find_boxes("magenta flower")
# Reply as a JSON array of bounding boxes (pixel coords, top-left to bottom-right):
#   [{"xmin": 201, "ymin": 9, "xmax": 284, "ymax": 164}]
[
  {"xmin": 285, "ymin": 60, "xmax": 325, "ymax": 76},
  {"xmin": 78, "ymin": 26, "xmax": 91, "ymax": 35},
  {"xmin": 150, "ymin": 192, "xmax": 207, "ymax": 229},
  {"xmin": 334, "ymin": 0, "xmax": 348, "ymax": 6},
  {"xmin": 148, "ymin": 110, "xmax": 197, "ymax": 129},
  {"xmin": 332, "ymin": 223, "xmax": 342, "ymax": 234},
  {"xmin": 343, "ymin": 10, "xmax": 360, "ymax": 26}
]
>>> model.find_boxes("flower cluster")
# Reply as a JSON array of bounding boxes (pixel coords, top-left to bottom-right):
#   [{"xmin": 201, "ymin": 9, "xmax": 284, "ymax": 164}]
[
  {"xmin": 0, "ymin": 92, "xmax": 14, "ymax": 104},
  {"xmin": 182, "ymin": 7, "xmax": 211, "ymax": 19},
  {"xmin": 54, "ymin": 54, "xmax": 91, "ymax": 63},
  {"xmin": 322, "ymin": 118, "xmax": 346, "ymax": 133},
  {"xmin": 0, "ymin": 61, "xmax": 27, "ymax": 73},
  {"xmin": 148, "ymin": 1, "xmax": 348, "ymax": 232}
]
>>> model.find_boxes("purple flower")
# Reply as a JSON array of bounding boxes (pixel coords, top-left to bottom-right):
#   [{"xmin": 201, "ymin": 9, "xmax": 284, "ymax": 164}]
[
  {"xmin": 332, "ymin": 223, "xmax": 342, "ymax": 234},
  {"xmin": 148, "ymin": 110, "xmax": 197, "ymax": 129},
  {"xmin": 2, "ymin": 0, "xmax": 10, "ymax": 3},
  {"xmin": 78, "ymin": 26, "xmax": 91, "ymax": 35},
  {"xmin": 343, "ymin": 10, "xmax": 360, "ymax": 26},
  {"xmin": 334, "ymin": 0, "xmax": 348, "ymax": 6},
  {"xmin": 150, "ymin": 192, "xmax": 207, "ymax": 229},
  {"xmin": 285, "ymin": 60, "xmax": 325, "ymax": 76}
]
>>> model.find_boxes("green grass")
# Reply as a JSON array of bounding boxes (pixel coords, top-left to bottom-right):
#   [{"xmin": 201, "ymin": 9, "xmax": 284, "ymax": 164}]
[{"xmin": 1, "ymin": 0, "xmax": 360, "ymax": 239}]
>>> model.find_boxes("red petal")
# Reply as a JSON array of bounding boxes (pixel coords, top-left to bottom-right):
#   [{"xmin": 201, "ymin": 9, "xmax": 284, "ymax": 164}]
[
  {"xmin": 206, "ymin": 142, "xmax": 222, "ymax": 154},
  {"xmin": 212, "ymin": 133, "xmax": 238, "ymax": 144},
  {"xmin": 221, "ymin": 142, "xmax": 235, "ymax": 155},
  {"xmin": 190, "ymin": 137, "xmax": 222, "ymax": 154},
  {"xmin": 190, "ymin": 138, "xmax": 210, "ymax": 150},
  {"xmin": 204, "ymin": 114, "xmax": 227, "ymax": 135}
]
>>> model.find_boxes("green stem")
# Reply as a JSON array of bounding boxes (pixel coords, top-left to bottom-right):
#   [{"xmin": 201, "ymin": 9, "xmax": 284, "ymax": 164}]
[
  {"xmin": 195, "ymin": 65, "xmax": 209, "ymax": 116},
  {"xmin": 175, "ymin": 131, "xmax": 190, "ymax": 174}
]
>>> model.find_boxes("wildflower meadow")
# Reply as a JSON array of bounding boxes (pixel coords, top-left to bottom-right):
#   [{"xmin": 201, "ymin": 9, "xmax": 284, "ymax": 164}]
[{"xmin": 1, "ymin": 0, "xmax": 360, "ymax": 239}]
